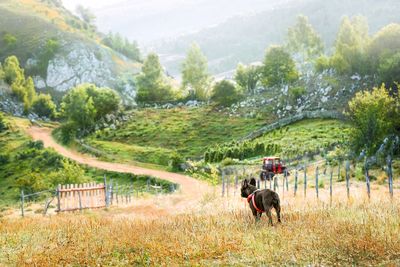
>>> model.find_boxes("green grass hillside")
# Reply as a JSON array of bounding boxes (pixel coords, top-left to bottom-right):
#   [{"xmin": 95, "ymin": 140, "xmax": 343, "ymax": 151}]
[
  {"xmin": 84, "ymin": 108, "xmax": 350, "ymax": 168},
  {"xmin": 84, "ymin": 107, "xmax": 266, "ymax": 166},
  {"xmin": 0, "ymin": 115, "xmax": 174, "ymax": 207}
]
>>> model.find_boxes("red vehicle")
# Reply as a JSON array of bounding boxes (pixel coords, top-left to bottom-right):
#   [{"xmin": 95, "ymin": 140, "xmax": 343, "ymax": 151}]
[{"xmin": 260, "ymin": 156, "xmax": 289, "ymax": 181}]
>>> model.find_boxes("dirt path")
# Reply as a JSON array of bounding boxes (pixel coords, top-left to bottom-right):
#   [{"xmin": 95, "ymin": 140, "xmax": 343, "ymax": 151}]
[{"xmin": 26, "ymin": 126, "xmax": 214, "ymax": 217}]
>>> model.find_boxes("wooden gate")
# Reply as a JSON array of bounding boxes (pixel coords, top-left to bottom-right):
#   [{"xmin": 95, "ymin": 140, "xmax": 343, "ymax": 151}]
[{"xmin": 56, "ymin": 183, "xmax": 106, "ymax": 212}]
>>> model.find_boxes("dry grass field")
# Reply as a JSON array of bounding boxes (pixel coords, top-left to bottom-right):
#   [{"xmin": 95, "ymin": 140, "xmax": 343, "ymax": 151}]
[{"xmin": 1, "ymin": 183, "xmax": 399, "ymax": 266}]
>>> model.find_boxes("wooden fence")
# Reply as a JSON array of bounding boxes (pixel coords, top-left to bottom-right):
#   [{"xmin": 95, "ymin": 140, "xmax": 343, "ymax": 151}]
[{"xmin": 56, "ymin": 183, "xmax": 106, "ymax": 212}]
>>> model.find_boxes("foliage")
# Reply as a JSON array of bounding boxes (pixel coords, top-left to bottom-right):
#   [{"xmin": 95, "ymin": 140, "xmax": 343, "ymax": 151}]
[
  {"xmin": 3, "ymin": 55, "xmax": 24, "ymax": 86},
  {"xmin": 378, "ymin": 52, "xmax": 400, "ymax": 91},
  {"xmin": 347, "ymin": 85, "xmax": 398, "ymax": 156},
  {"xmin": 234, "ymin": 63, "xmax": 262, "ymax": 94},
  {"xmin": 102, "ymin": 32, "xmax": 141, "ymax": 61},
  {"xmin": 314, "ymin": 55, "xmax": 331, "ymax": 73},
  {"xmin": 32, "ymin": 93, "xmax": 57, "ymax": 119},
  {"xmin": 367, "ymin": 24, "xmax": 400, "ymax": 68},
  {"xmin": 262, "ymin": 45, "xmax": 298, "ymax": 87},
  {"xmin": 288, "ymin": 86, "xmax": 306, "ymax": 102},
  {"xmin": 0, "ymin": 112, "xmax": 7, "ymax": 132},
  {"xmin": 181, "ymin": 43, "xmax": 211, "ymax": 100},
  {"xmin": 206, "ymin": 119, "xmax": 350, "ymax": 162},
  {"xmin": 136, "ymin": 53, "xmax": 175, "ymax": 103},
  {"xmin": 75, "ymin": 5, "xmax": 96, "ymax": 26},
  {"xmin": 287, "ymin": 15, "xmax": 324, "ymax": 61},
  {"xmin": 210, "ymin": 80, "xmax": 241, "ymax": 107},
  {"xmin": 2, "ymin": 33, "xmax": 17, "ymax": 48},
  {"xmin": 331, "ymin": 16, "xmax": 370, "ymax": 75}
]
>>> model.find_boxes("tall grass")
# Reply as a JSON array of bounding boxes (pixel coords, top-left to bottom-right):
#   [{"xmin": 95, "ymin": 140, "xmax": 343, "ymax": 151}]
[{"xmin": 1, "ymin": 195, "xmax": 399, "ymax": 266}]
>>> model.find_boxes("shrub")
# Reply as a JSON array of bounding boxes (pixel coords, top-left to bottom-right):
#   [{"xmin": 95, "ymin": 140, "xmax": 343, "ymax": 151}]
[
  {"xmin": 210, "ymin": 80, "xmax": 241, "ymax": 107},
  {"xmin": 168, "ymin": 152, "xmax": 184, "ymax": 171},
  {"xmin": 3, "ymin": 33, "xmax": 17, "ymax": 47},
  {"xmin": 32, "ymin": 93, "xmax": 56, "ymax": 119},
  {"xmin": 0, "ymin": 154, "xmax": 10, "ymax": 164},
  {"xmin": 0, "ymin": 112, "xmax": 7, "ymax": 132},
  {"xmin": 289, "ymin": 86, "xmax": 306, "ymax": 102},
  {"xmin": 27, "ymin": 140, "xmax": 44, "ymax": 150}
]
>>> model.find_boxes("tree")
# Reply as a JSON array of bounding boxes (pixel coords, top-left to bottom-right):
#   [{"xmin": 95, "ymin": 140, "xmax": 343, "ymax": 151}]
[
  {"xmin": 262, "ymin": 46, "xmax": 298, "ymax": 87},
  {"xmin": 181, "ymin": 43, "xmax": 211, "ymax": 100},
  {"xmin": 61, "ymin": 85, "xmax": 97, "ymax": 136},
  {"xmin": 210, "ymin": 80, "xmax": 241, "ymax": 107},
  {"xmin": 22, "ymin": 77, "xmax": 36, "ymax": 112},
  {"xmin": 332, "ymin": 16, "xmax": 370, "ymax": 74},
  {"xmin": 347, "ymin": 85, "xmax": 398, "ymax": 156},
  {"xmin": 234, "ymin": 63, "xmax": 262, "ymax": 94},
  {"xmin": 85, "ymin": 85, "xmax": 121, "ymax": 120},
  {"xmin": 75, "ymin": 5, "xmax": 96, "ymax": 26},
  {"xmin": 32, "ymin": 93, "xmax": 57, "ymax": 119},
  {"xmin": 3, "ymin": 56, "xmax": 24, "ymax": 85},
  {"xmin": 136, "ymin": 53, "xmax": 175, "ymax": 103},
  {"xmin": 378, "ymin": 52, "xmax": 400, "ymax": 92},
  {"xmin": 287, "ymin": 15, "xmax": 324, "ymax": 62}
]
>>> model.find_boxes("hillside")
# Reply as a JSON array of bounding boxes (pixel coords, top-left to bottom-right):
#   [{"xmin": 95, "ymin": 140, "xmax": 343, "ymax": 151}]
[
  {"xmin": 154, "ymin": 0, "xmax": 400, "ymax": 76},
  {"xmin": 0, "ymin": 0, "xmax": 140, "ymax": 102}
]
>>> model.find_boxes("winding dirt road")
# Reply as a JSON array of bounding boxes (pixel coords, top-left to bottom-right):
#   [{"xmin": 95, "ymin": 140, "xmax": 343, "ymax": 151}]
[{"xmin": 26, "ymin": 126, "xmax": 213, "ymax": 217}]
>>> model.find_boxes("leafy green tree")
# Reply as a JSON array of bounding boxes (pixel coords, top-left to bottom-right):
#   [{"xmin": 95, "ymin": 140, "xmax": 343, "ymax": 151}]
[
  {"xmin": 85, "ymin": 84, "xmax": 121, "ymax": 120},
  {"xmin": 61, "ymin": 85, "xmax": 97, "ymax": 135},
  {"xmin": 102, "ymin": 32, "xmax": 141, "ymax": 61},
  {"xmin": 378, "ymin": 52, "xmax": 400, "ymax": 91},
  {"xmin": 3, "ymin": 55, "xmax": 24, "ymax": 85},
  {"xmin": 210, "ymin": 80, "xmax": 241, "ymax": 107},
  {"xmin": 181, "ymin": 43, "xmax": 211, "ymax": 100},
  {"xmin": 332, "ymin": 16, "xmax": 370, "ymax": 74},
  {"xmin": 347, "ymin": 85, "xmax": 398, "ymax": 155},
  {"xmin": 262, "ymin": 46, "xmax": 298, "ymax": 87},
  {"xmin": 3, "ymin": 33, "xmax": 17, "ymax": 48},
  {"xmin": 22, "ymin": 77, "xmax": 36, "ymax": 112},
  {"xmin": 32, "ymin": 93, "xmax": 57, "ymax": 119},
  {"xmin": 287, "ymin": 15, "xmax": 324, "ymax": 62},
  {"xmin": 234, "ymin": 63, "xmax": 262, "ymax": 94},
  {"xmin": 136, "ymin": 53, "xmax": 175, "ymax": 103}
]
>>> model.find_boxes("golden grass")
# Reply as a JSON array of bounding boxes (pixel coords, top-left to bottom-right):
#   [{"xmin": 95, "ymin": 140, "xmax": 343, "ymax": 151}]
[{"xmin": 1, "ymin": 192, "xmax": 399, "ymax": 266}]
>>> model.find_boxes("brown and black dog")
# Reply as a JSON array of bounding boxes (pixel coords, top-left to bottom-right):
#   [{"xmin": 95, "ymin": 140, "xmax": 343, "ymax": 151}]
[{"xmin": 241, "ymin": 178, "xmax": 281, "ymax": 225}]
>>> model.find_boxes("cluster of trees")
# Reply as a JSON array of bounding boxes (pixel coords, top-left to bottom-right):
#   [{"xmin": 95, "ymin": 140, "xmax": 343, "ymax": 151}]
[
  {"xmin": 102, "ymin": 32, "xmax": 141, "ymax": 62},
  {"xmin": 59, "ymin": 83, "xmax": 121, "ymax": 143},
  {"xmin": 204, "ymin": 141, "xmax": 281, "ymax": 163},
  {"xmin": 347, "ymin": 85, "xmax": 399, "ymax": 156},
  {"xmin": 315, "ymin": 16, "xmax": 400, "ymax": 90},
  {"xmin": 0, "ymin": 56, "xmax": 56, "ymax": 117}
]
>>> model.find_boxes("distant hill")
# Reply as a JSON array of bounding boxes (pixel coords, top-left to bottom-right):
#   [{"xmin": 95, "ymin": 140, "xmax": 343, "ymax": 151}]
[
  {"xmin": 0, "ymin": 0, "xmax": 140, "ymax": 103},
  {"xmin": 153, "ymin": 0, "xmax": 400, "ymax": 77}
]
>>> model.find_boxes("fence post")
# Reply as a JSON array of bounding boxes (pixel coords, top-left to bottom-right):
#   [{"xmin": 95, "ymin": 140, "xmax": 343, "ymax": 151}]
[
  {"xmin": 330, "ymin": 169, "xmax": 333, "ymax": 205},
  {"xmin": 226, "ymin": 175, "xmax": 230, "ymax": 197},
  {"xmin": 221, "ymin": 172, "xmax": 225, "ymax": 197},
  {"xmin": 146, "ymin": 179, "xmax": 150, "ymax": 192},
  {"xmin": 78, "ymin": 188, "xmax": 82, "ymax": 211},
  {"xmin": 57, "ymin": 184, "xmax": 61, "ymax": 212},
  {"xmin": 103, "ymin": 175, "xmax": 108, "ymax": 207},
  {"xmin": 234, "ymin": 175, "xmax": 238, "ymax": 196},
  {"xmin": 294, "ymin": 170, "xmax": 298, "ymax": 197},
  {"xmin": 116, "ymin": 183, "xmax": 119, "ymax": 205},
  {"xmin": 387, "ymin": 156, "xmax": 393, "ymax": 199},
  {"xmin": 338, "ymin": 162, "xmax": 341, "ymax": 182},
  {"xmin": 365, "ymin": 164, "xmax": 370, "ymax": 199},
  {"xmin": 304, "ymin": 164, "xmax": 307, "ymax": 198},
  {"xmin": 315, "ymin": 166, "xmax": 319, "ymax": 199},
  {"xmin": 285, "ymin": 169, "xmax": 289, "ymax": 192},
  {"xmin": 269, "ymin": 174, "xmax": 272, "ymax": 189},
  {"xmin": 20, "ymin": 190, "xmax": 25, "ymax": 217},
  {"xmin": 345, "ymin": 161, "xmax": 350, "ymax": 199},
  {"xmin": 273, "ymin": 176, "xmax": 278, "ymax": 192},
  {"xmin": 110, "ymin": 179, "xmax": 114, "ymax": 205}
]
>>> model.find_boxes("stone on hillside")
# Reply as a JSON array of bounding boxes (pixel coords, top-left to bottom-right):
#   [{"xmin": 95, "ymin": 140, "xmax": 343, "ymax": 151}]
[
  {"xmin": 321, "ymin": 96, "xmax": 328, "ymax": 103},
  {"xmin": 351, "ymin": 74, "xmax": 361, "ymax": 81},
  {"xmin": 285, "ymin": 105, "xmax": 293, "ymax": 111},
  {"xmin": 109, "ymin": 124, "xmax": 116, "ymax": 130}
]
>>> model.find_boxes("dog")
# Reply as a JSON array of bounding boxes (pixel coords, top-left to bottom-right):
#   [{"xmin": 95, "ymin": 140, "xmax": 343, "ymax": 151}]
[{"xmin": 241, "ymin": 178, "xmax": 281, "ymax": 225}]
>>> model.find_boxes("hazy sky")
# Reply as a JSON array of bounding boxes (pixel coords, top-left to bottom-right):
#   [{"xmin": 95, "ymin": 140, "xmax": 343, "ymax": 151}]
[{"xmin": 62, "ymin": 0, "xmax": 283, "ymax": 43}]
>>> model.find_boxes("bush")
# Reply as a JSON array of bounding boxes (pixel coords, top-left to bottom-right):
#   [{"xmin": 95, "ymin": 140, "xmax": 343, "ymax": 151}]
[
  {"xmin": 32, "ymin": 93, "xmax": 56, "ymax": 119},
  {"xmin": 289, "ymin": 86, "xmax": 306, "ymax": 102},
  {"xmin": 59, "ymin": 122, "xmax": 78, "ymax": 144},
  {"xmin": 315, "ymin": 56, "xmax": 331, "ymax": 73},
  {"xmin": 210, "ymin": 80, "xmax": 241, "ymax": 107},
  {"xmin": 0, "ymin": 112, "xmax": 7, "ymax": 132},
  {"xmin": 0, "ymin": 154, "xmax": 10, "ymax": 164},
  {"xmin": 27, "ymin": 140, "xmax": 44, "ymax": 150},
  {"xmin": 3, "ymin": 33, "xmax": 17, "ymax": 47},
  {"xmin": 169, "ymin": 152, "xmax": 184, "ymax": 171}
]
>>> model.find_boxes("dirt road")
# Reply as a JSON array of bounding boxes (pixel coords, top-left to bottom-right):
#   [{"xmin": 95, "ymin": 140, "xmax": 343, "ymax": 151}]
[{"xmin": 26, "ymin": 126, "xmax": 214, "ymax": 217}]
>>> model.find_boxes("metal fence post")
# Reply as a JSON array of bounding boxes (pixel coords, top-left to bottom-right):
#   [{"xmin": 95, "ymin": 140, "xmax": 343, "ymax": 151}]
[
  {"xmin": 365, "ymin": 164, "xmax": 370, "ymax": 199},
  {"xmin": 57, "ymin": 184, "xmax": 61, "ymax": 211},
  {"xmin": 103, "ymin": 175, "xmax": 108, "ymax": 207},
  {"xmin": 20, "ymin": 190, "xmax": 25, "ymax": 217},
  {"xmin": 345, "ymin": 161, "xmax": 350, "ymax": 199},
  {"xmin": 315, "ymin": 166, "xmax": 319, "ymax": 199},
  {"xmin": 304, "ymin": 164, "xmax": 307, "ymax": 198},
  {"xmin": 330, "ymin": 169, "xmax": 333, "ymax": 205},
  {"xmin": 387, "ymin": 156, "xmax": 393, "ymax": 199},
  {"xmin": 294, "ymin": 170, "xmax": 298, "ymax": 197}
]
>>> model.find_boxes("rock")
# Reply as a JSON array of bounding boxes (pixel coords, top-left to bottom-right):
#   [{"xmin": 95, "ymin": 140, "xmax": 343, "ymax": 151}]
[
  {"xmin": 285, "ymin": 105, "xmax": 292, "ymax": 111},
  {"xmin": 351, "ymin": 74, "xmax": 361, "ymax": 81},
  {"xmin": 109, "ymin": 124, "xmax": 116, "ymax": 130},
  {"xmin": 321, "ymin": 96, "xmax": 328, "ymax": 103}
]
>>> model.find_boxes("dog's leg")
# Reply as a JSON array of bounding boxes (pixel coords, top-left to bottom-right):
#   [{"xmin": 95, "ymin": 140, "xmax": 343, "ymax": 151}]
[
  {"xmin": 273, "ymin": 202, "xmax": 281, "ymax": 223},
  {"xmin": 266, "ymin": 207, "xmax": 273, "ymax": 226}
]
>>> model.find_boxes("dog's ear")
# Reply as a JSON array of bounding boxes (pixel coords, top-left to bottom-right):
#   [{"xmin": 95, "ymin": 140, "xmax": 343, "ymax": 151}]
[
  {"xmin": 243, "ymin": 179, "xmax": 248, "ymax": 187},
  {"xmin": 250, "ymin": 178, "xmax": 256, "ymax": 186}
]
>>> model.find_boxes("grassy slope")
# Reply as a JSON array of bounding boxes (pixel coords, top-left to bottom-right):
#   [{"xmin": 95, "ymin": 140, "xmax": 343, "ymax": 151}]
[
  {"xmin": 252, "ymin": 118, "xmax": 350, "ymax": 159},
  {"xmin": 0, "ymin": 115, "xmax": 173, "ymax": 207},
  {"xmin": 85, "ymin": 107, "xmax": 267, "ymax": 164}
]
